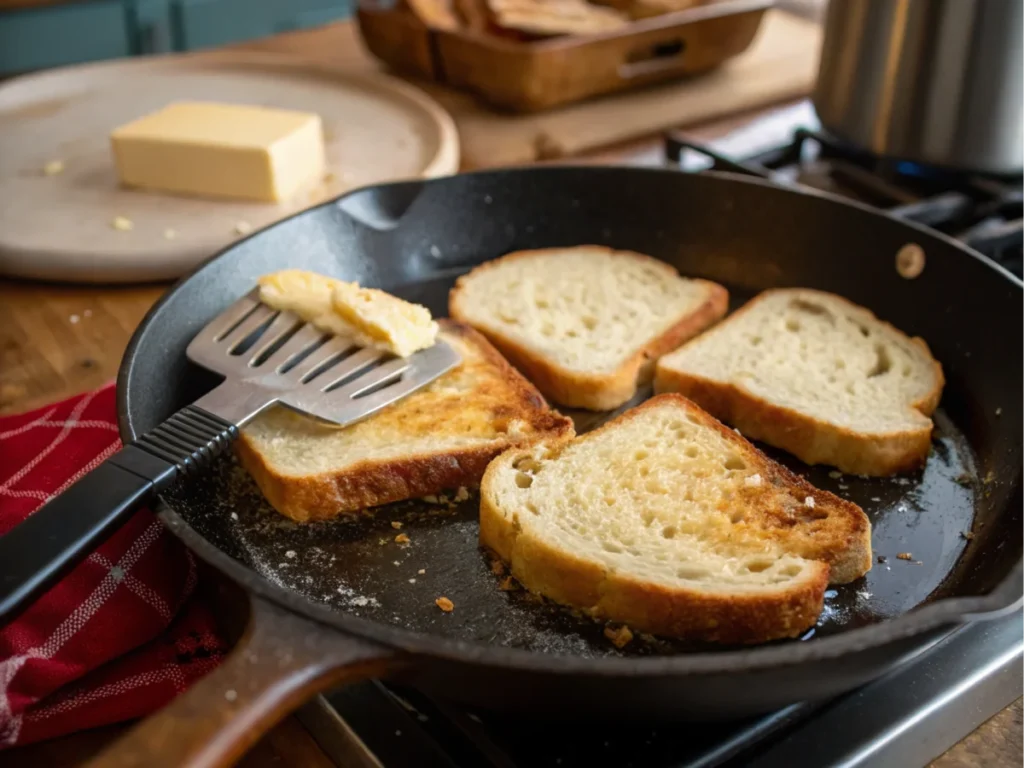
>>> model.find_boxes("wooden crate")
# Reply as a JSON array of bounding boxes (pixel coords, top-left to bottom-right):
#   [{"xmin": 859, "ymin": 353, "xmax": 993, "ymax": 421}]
[{"xmin": 356, "ymin": 0, "xmax": 772, "ymax": 112}]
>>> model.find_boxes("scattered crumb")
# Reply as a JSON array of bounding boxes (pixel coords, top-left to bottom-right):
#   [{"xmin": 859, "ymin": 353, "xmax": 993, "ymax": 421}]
[
  {"xmin": 960, "ymin": 531, "xmax": 975, "ymax": 541},
  {"xmin": 454, "ymin": 486, "xmax": 470, "ymax": 502},
  {"xmin": 111, "ymin": 216, "xmax": 133, "ymax": 231},
  {"xmin": 498, "ymin": 576, "xmax": 517, "ymax": 591},
  {"xmin": 438, "ymin": 494, "xmax": 450, "ymax": 504},
  {"xmin": 804, "ymin": 496, "xmax": 815, "ymax": 509},
  {"xmin": 418, "ymin": 569, "xmax": 426, "ymax": 575},
  {"xmin": 391, "ymin": 521, "xmax": 403, "ymax": 529},
  {"xmin": 69, "ymin": 314, "xmax": 80, "ymax": 324},
  {"xmin": 954, "ymin": 473, "xmax": 973, "ymax": 488},
  {"xmin": 983, "ymin": 470, "xmax": 996, "ymax": 485},
  {"xmin": 603, "ymin": 624, "xmax": 634, "ymax": 649},
  {"xmin": 877, "ymin": 555, "xmax": 887, "ymax": 564},
  {"xmin": 393, "ymin": 561, "xmax": 400, "ymax": 566},
  {"xmin": 733, "ymin": 427, "xmax": 742, "ymax": 435},
  {"xmin": 489, "ymin": 558, "xmax": 506, "ymax": 576},
  {"xmin": 379, "ymin": 538, "xmax": 388, "ymax": 546},
  {"xmin": 395, "ymin": 533, "xmax": 410, "ymax": 544},
  {"xmin": 224, "ymin": 689, "xmax": 237, "ymax": 702},
  {"xmin": 409, "ymin": 578, "xmax": 417, "ymax": 584},
  {"xmin": 285, "ymin": 550, "xmax": 297, "ymax": 559},
  {"xmin": 230, "ymin": 512, "xmax": 239, "ymax": 521},
  {"xmin": 838, "ymin": 484, "xmax": 849, "ymax": 491},
  {"xmin": 856, "ymin": 589, "xmax": 872, "ymax": 600},
  {"xmin": 234, "ymin": 220, "xmax": 253, "ymax": 236},
  {"xmin": 435, "ymin": 596, "xmax": 454, "ymax": 612},
  {"xmin": 897, "ymin": 552, "xmax": 914, "ymax": 561},
  {"xmin": 43, "ymin": 159, "xmax": 64, "ymax": 176},
  {"xmin": 744, "ymin": 474, "xmax": 762, "ymax": 488},
  {"xmin": 870, "ymin": 497, "xmax": 881, "ymax": 502},
  {"xmin": 828, "ymin": 470, "xmax": 843, "ymax": 479},
  {"xmin": 164, "ymin": 228, "xmax": 178, "ymax": 240},
  {"xmin": 423, "ymin": 495, "xmax": 440, "ymax": 504},
  {"xmin": 995, "ymin": 407, "xmax": 1002, "ymax": 416}
]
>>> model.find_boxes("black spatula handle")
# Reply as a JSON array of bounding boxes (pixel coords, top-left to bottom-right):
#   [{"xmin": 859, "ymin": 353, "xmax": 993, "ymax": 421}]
[{"xmin": 0, "ymin": 405, "xmax": 237, "ymax": 625}]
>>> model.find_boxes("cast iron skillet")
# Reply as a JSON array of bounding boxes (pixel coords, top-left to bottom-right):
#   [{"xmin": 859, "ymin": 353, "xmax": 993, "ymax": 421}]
[{"xmin": 89, "ymin": 166, "xmax": 1020, "ymax": 767}]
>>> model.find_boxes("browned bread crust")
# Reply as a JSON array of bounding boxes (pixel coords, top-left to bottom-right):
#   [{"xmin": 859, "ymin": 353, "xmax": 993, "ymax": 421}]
[
  {"xmin": 236, "ymin": 320, "xmax": 574, "ymax": 522},
  {"xmin": 449, "ymin": 246, "xmax": 729, "ymax": 411},
  {"xmin": 479, "ymin": 393, "xmax": 871, "ymax": 644}
]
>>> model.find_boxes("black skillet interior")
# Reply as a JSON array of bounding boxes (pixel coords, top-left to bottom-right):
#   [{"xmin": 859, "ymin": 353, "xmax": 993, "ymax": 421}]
[{"xmin": 121, "ymin": 166, "xmax": 1023, "ymax": 662}]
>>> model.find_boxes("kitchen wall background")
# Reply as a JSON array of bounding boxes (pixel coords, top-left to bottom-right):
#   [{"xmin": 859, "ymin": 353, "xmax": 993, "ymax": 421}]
[{"xmin": 0, "ymin": 0, "xmax": 353, "ymax": 76}]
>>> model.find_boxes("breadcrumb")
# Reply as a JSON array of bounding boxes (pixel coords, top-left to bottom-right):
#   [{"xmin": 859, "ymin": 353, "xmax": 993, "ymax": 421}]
[
  {"xmin": 489, "ymin": 558, "xmax": 506, "ymax": 576},
  {"xmin": 435, "ymin": 596, "xmax": 454, "ymax": 612},
  {"xmin": 960, "ymin": 531, "xmax": 975, "ymax": 541},
  {"xmin": 111, "ymin": 216, "xmax": 133, "ymax": 231},
  {"xmin": 43, "ymin": 159, "xmax": 65, "ymax": 176},
  {"xmin": 603, "ymin": 624, "xmax": 634, "ymax": 649},
  {"xmin": 391, "ymin": 521, "xmax": 403, "ymax": 529},
  {"xmin": 454, "ymin": 486, "xmax": 470, "ymax": 502},
  {"xmin": 498, "ymin": 576, "xmax": 517, "ymax": 591},
  {"xmin": 395, "ymin": 533, "xmax": 410, "ymax": 544},
  {"xmin": 897, "ymin": 552, "xmax": 913, "ymax": 561},
  {"xmin": 234, "ymin": 220, "xmax": 253, "ymax": 236},
  {"xmin": 418, "ymin": 568, "xmax": 426, "ymax": 575}
]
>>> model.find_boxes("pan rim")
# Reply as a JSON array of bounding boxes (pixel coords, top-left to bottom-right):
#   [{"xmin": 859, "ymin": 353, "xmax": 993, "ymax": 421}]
[{"xmin": 119, "ymin": 164, "xmax": 1024, "ymax": 676}]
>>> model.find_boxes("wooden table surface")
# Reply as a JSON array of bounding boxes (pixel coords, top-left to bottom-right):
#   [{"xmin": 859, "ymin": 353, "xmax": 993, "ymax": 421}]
[{"xmin": 1, "ymin": 20, "xmax": 1021, "ymax": 768}]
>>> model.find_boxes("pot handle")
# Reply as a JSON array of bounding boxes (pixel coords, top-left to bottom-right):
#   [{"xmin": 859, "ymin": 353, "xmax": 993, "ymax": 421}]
[{"xmin": 86, "ymin": 593, "xmax": 396, "ymax": 768}]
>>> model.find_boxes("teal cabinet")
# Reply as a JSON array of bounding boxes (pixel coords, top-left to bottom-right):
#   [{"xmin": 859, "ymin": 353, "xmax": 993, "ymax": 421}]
[
  {"xmin": 170, "ymin": 0, "xmax": 352, "ymax": 50},
  {"xmin": 0, "ymin": 0, "xmax": 352, "ymax": 76},
  {"xmin": 0, "ymin": 1, "xmax": 136, "ymax": 74}
]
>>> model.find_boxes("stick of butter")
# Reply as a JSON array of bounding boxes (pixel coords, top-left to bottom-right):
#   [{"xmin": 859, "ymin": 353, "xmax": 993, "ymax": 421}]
[
  {"xmin": 110, "ymin": 101, "xmax": 326, "ymax": 203},
  {"xmin": 258, "ymin": 270, "xmax": 439, "ymax": 358}
]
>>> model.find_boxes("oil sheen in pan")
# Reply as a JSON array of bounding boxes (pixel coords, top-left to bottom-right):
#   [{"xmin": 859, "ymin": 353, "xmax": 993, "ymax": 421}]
[{"xmin": 164, "ymin": 277, "xmax": 983, "ymax": 657}]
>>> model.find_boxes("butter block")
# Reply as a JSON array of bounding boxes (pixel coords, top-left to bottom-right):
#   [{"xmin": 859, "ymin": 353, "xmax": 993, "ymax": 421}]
[
  {"xmin": 110, "ymin": 101, "xmax": 326, "ymax": 203},
  {"xmin": 257, "ymin": 269, "xmax": 439, "ymax": 358}
]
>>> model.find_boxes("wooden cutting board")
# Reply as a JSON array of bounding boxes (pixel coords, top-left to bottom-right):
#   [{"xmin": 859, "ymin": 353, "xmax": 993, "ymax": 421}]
[
  {"xmin": 249, "ymin": 9, "xmax": 822, "ymax": 169},
  {"xmin": 0, "ymin": 50, "xmax": 459, "ymax": 284}
]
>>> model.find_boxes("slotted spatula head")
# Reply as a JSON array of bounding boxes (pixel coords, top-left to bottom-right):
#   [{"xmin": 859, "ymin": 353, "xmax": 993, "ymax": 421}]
[{"xmin": 185, "ymin": 288, "xmax": 461, "ymax": 428}]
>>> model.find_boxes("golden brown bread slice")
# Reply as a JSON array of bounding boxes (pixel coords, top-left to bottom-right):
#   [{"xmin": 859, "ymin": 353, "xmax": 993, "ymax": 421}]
[
  {"xmin": 236, "ymin": 320, "xmax": 574, "ymax": 522},
  {"xmin": 480, "ymin": 393, "xmax": 871, "ymax": 644},
  {"xmin": 655, "ymin": 288, "xmax": 945, "ymax": 476},
  {"xmin": 449, "ymin": 246, "xmax": 729, "ymax": 411}
]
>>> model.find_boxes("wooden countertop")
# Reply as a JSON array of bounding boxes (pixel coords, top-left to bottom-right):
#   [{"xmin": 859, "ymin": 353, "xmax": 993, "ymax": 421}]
[{"xmin": 1, "ymin": 19, "xmax": 1020, "ymax": 768}]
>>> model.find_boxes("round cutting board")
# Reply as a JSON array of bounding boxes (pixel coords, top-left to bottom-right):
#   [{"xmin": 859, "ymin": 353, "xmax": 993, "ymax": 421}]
[{"xmin": 0, "ymin": 50, "xmax": 459, "ymax": 284}]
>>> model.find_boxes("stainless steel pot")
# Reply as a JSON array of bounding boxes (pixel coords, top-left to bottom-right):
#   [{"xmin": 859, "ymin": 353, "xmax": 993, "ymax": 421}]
[{"xmin": 812, "ymin": 0, "xmax": 1023, "ymax": 175}]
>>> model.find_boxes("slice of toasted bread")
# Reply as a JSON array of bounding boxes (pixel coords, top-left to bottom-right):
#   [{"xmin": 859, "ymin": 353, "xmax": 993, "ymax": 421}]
[
  {"xmin": 236, "ymin": 320, "xmax": 574, "ymax": 522},
  {"xmin": 655, "ymin": 288, "xmax": 945, "ymax": 476},
  {"xmin": 480, "ymin": 393, "xmax": 871, "ymax": 644},
  {"xmin": 486, "ymin": 0, "xmax": 628, "ymax": 37},
  {"xmin": 449, "ymin": 246, "xmax": 728, "ymax": 411}
]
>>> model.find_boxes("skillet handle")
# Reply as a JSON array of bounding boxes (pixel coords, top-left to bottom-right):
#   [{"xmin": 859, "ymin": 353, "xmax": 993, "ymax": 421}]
[
  {"xmin": 0, "ymin": 405, "xmax": 237, "ymax": 624},
  {"xmin": 86, "ymin": 592, "xmax": 395, "ymax": 768}
]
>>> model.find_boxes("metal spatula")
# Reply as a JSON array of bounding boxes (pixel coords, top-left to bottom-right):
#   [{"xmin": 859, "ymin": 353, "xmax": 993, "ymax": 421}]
[{"xmin": 0, "ymin": 289, "xmax": 460, "ymax": 622}]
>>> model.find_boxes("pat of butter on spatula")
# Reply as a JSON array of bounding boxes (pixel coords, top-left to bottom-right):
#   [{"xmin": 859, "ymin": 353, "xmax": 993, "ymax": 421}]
[
  {"xmin": 258, "ymin": 269, "xmax": 439, "ymax": 357},
  {"xmin": 110, "ymin": 101, "xmax": 325, "ymax": 203}
]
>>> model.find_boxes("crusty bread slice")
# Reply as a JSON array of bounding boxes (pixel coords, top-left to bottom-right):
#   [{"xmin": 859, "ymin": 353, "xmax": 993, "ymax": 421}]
[
  {"xmin": 236, "ymin": 320, "xmax": 574, "ymax": 522},
  {"xmin": 654, "ymin": 288, "xmax": 945, "ymax": 476},
  {"xmin": 449, "ymin": 246, "xmax": 728, "ymax": 411},
  {"xmin": 480, "ymin": 393, "xmax": 871, "ymax": 644}
]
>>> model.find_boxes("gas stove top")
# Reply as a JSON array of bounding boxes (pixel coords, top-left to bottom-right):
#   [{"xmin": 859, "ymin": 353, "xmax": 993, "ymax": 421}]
[
  {"xmin": 665, "ymin": 101, "xmax": 1024, "ymax": 279},
  {"xmin": 295, "ymin": 102, "xmax": 1023, "ymax": 767}
]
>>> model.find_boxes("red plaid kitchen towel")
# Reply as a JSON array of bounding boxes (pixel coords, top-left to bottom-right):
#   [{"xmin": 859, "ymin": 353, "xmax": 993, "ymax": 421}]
[{"xmin": 0, "ymin": 383, "xmax": 228, "ymax": 748}]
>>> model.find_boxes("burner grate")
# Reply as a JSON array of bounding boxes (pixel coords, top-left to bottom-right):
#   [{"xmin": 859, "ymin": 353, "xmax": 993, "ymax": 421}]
[{"xmin": 665, "ymin": 126, "xmax": 1024, "ymax": 276}]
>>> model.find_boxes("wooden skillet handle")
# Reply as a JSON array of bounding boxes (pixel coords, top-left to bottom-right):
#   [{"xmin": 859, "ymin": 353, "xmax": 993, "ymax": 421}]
[{"xmin": 86, "ymin": 591, "xmax": 395, "ymax": 768}]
